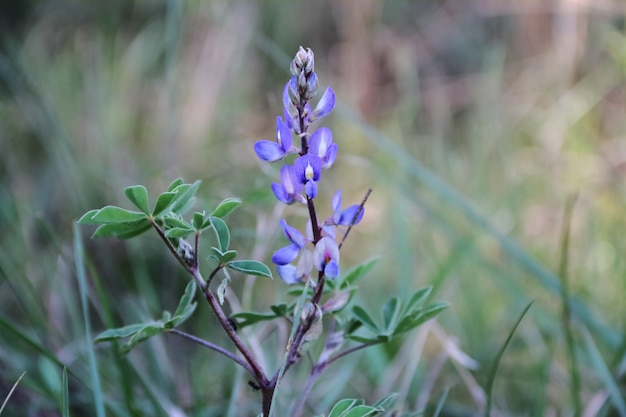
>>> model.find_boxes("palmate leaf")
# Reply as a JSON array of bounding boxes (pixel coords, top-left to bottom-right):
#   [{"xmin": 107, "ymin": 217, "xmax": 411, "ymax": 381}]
[
  {"xmin": 211, "ymin": 197, "xmax": 242, "ymax": 218},
  {"xmin": 124, "ymin": 185, "xmax": 150, "ymax": 214},
  {"xmin": 91, "ymin": 219, "xmax": 152, "ymax": 239},
  {"xmin": 79, "ymin": 206, "xmax": 146, "ymax": 224}
]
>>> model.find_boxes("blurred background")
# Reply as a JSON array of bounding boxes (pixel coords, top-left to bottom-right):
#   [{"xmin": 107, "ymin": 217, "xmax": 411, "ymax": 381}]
[{"xmin": 1, "ymin": 0, "xmax": 626, "ymax": 416}]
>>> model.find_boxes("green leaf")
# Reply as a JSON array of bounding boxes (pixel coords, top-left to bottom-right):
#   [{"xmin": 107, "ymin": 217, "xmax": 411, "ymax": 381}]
[
  {"xmin": 170, "ymin": 180, "xmax": 201, "ymax": 214},
  {"xmin": 164, "ymin": 227, "xmax": 195, "ymax": 238},
  {"xmin": 382, "ymin": 297, "xmax": 401, "ymax": 332},
  {"xmin": 211, "ymin": 197, "xmax": 242, "ymax": 218},
  {"xmin": 393, "ymin": 302, "xmax": 449, "ymax": 336},
  {"xmin": 346, "ymin": 334, "xmax": 381, "ymax": 344},
  {"xmin": 210, "ymin": 247, "xmax": 238, "ymax": 264},
  {"xmin": 372, "ymin": 393, "xmax": 398, "ymax": 411},
  {"xmin": 121, "ymin": 324, "xmax": 166, "ymax": 354},
  {"xmin": 152, "ymin": 192, "xmax": 178, "ymax": 216},
  {"xmin": 124, "ymin": 185, "xmax": 150, "ymax": 214},
  {"xmin": 77, "ymin": 209, "xmax": 100, "ymax": 224},
  {"xmin": 340, "ymin": 257, "xmax": 379, "ymax": 290},
  {"xmin": 230, "ymin": 311, "xmax": 278, "ymax": 329},
  {"xmin": 341, "ymin": 405, "xmax": 379, "ymax": 417},
  {"xmin": 92, "ymin": 219, "xmax": 152, "ymax": 239},
  {"xmin": 95, "ymin": 323, "xmax": 148, "ymax": 343},
  {"xmin": 89, "ymin": 206, "xmax": 146, "ymax": 224},
  {"xmin": 404, "ymin": 286, "xmax": 432, "ymax": 314},
  {"xmin": 328, "ymin": 399, "xmax": 359, "ymax": 417},
  {"xmin": 227, "ymin": 260, "xmax": 272, "ymax": 278},
  {"xmin": 167, "ymin": 177, "xmax": 184, "ymax": 192},
  {"xmin": 193, "ymin": 212, "xmax": 205, "ymax": 230},
  {"xmin": 210, "ymin": 216, "xmax": 230, "ymax": 251},
  {"xmin": 352, "ymin": 306, "xmax": 379, "ymax": 332},
  {"xmin": 172, "ymin": 280, "xmax": 197, "ymax": 319},
  {"xmin": 270, "ymin": 304, "xmax": 288, "ymax": 316},
  {"xmin": 164, "ymin": 217, "xmax": 193, "ymax": 229}
]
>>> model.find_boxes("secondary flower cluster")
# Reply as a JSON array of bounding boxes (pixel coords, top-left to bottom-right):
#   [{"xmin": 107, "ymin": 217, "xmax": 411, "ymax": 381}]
[{"xmin": 254, "ymin": 47, "xmax": 363, "ymax": 285}]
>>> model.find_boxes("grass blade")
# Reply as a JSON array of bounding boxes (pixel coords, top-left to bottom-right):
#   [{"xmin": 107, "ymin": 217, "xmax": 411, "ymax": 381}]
[
  {"xmin": 62, "ymin": 367, "xmax": 69, "ymax": 417},
  {"xmin": 432, "ymin": 387, "xmax": 449, "ymax": 417},
  {"xmin": 484, "ymin": 301, "xmax": 534, "ymax": 417},
  {"xmin": 74, "ymin": 223, "xmax": 106, "ymax": 417},
  {"xmin": 583, "ymin": 327, "xmax": 626, "ymax": 417},
  {"xmin": 0, "ymin": 371, "xmax": 26, "ymax": 415}
]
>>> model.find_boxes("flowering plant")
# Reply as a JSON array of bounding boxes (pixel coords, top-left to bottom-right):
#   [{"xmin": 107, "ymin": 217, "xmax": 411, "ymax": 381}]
[{"xmin": 78, "ymin": 47, "xmax": 447, "ymax": 417}]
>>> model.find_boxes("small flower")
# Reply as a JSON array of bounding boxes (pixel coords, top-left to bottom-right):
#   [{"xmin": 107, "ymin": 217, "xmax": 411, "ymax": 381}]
[
  {"xmin": 294, "ymin": 154, "xmax": 322, "ymax": 199},
  {"xmin": 327, "ymin": 190, "xmax": 365, "ymax": 227},
  {"xmin": 254, "ymin": 117, "xmax": 295, "ymax": 162},
  {"xmin": 271, "ymin": 165, "xmax": 305, "ymax": 205},
  {"xmin": 272, "ymin": 219, "xmax": 307, "ymax": 267},
  {"xmin": 310, "ymin": 86, "xmax": 335, "ymax": 123},
  {"xmin": 313, "ymin": 237, "xmax": 340, "ymax": 279},
  {"xmin": 309, "ymin": 127, "xmax": 337, "ymax": 169}
]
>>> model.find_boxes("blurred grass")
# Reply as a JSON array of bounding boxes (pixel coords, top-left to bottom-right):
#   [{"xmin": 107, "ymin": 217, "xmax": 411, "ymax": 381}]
[{"xmin": 1, "ymin": 0, "xmax": 626, "ymax": 416}]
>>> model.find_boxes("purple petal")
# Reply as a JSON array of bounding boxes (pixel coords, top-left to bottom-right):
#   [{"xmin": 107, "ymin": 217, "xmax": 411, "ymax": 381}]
[
  {"xmin": 279, "ymin": 165, "xmax": 301, "ymax": 195},
  {"xmin": 339, "ymin": 205, "xmax": 364, "ymax": 226},
  {"xmin": 313, "ymin": 237, "xmax": 340, "ymax": 273},
  {"xmin": 272, "ymin": 243, "xmax": 300, "ymax": 265},
  {"xmin": 312, "ymin": 86, "xmax": 335, "ymax": 120},
  {"xmin": 254, "ymin": 140, "xmax": 285, "ymax": 162},
  {"xmin": 280, "ymin": 219, "xmax": 306, "ymax": 247},
  {"xmin": 271, "ymin": 182, "xmax": 291, "ymax": 204},
  {"xmin": 276, "ymin": 117, "xmax": 292, "ymax": 152},
  {"xmin": 309, "ymin": 127, "xmax": 333, "ymax": 158},
  {"xmin": 305, "ymin": 180, "xmax": 318, "ymax": 199},
  {"xmin": 294, "ymin": 154, "xmax": 322, "ymax": 183},
  {"xmin": 324, "ymin": 143, "xmax": 337, "ymax": 168},
  {"xmin": 331, "ymin": 190, "xmax": 343, "ymax": 223},
  {"xmin": 324, "ymin": 260, "xmax": 340, "ymax": 279},
  {"xmin": 277, "ymin": 264, "xmax": 300, "ymax": 285}
]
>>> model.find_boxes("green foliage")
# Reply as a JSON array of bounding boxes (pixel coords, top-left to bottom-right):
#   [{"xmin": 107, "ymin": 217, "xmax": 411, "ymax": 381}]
[
  {"xmin": 95, "ymin": 280, "xmax": 197, "ymax": 354},
  {"xmin": 347, "ymin": 287, "xmax": 448, "ymax": 344}
]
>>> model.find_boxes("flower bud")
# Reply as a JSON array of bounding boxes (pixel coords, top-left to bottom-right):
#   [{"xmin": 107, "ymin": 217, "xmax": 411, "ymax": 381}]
[
  {"xmin": 177, "ymin": 238, "xmax": 195, "ymax": 268},
  {"xmin": 300, "ymin": 301, "xmax": 322, "ymax": 325}
]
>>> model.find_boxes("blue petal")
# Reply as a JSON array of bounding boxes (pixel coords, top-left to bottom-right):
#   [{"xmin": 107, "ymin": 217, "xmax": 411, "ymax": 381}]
[
  {"xmin": 254, "ymin": 141, "xmax": 284, "ymax": 162},
  {"xmin": 271, "ymin": 183, "xmax": 291, "ymax": 204},
  {"xmin": 277, "ymin": 264, "xmax": 300, "ymax": 285},
  {"xmin": 276, "ymin": 117, "xmax": 292, "ymax": 152},
  {"xmin": 272, "ymin": 243, "xmax": 300, "ymax": 265},
  {"xmin": 324, "ymin": 260, "xmax": 340, "ymax": 279},
  {"xmin": 305, "ymin": 180, "xmax": 318, "ymax": 199},
  {"xmin": 294, "ymin": 154, "xmax": 322, "ymax": 183},
  {"xmin": 280, "ymin": 219, "xmax": 306, "ymax": 247},
  {"xmin": 312, "ymin": 86, "xmax": 335, "ymax": 120},
  {"xmin": 339, "ymin": 205, "xmax": 364, "ymax": 225}
]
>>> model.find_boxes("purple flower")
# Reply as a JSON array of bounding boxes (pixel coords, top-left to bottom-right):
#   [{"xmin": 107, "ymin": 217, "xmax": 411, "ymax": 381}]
[
  {"xmin": 294, "ymin": 154, "xmax": 322, "ymax": 199},
  {"xmin": 322, "ymin": 190, "xmax": 365, "ymax": 236},
  {"xmin": 309, "ymin": 127, "xmax": 337, "ymax": 169},
  {"xmin": 310, "ymin": 86, "xmax": 335, "ymax": 123},
  {"xmin": 313, "ymin": 237, "xmax": 340, "ymax": 279},
  {"xmin": 271, "ymin": 165, "xmax": 305, "ymax": 205},
  {"xmin": 272, "ymin": 219, "xmax": 307, "ymax": 265},
  {"xmin": 254, "ymin": 117, "xmax": 295, "ymax": 162},
  {"xmin": 276, "ymin": 264, "xmax": 300, "ymax": 285}
]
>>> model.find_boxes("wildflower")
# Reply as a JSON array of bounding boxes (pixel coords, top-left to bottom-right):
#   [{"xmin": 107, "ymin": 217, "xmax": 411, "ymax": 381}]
[
  {"xmin": 294, "ymin": 154, "xmax": 322, "ymax": 199},
  {"xmin": 309, "ymin": 127, "xmax": 337, "ymax": 169},
  {"xmin": 328, "ymin": 190, "xmax": 364, "ymax": 226},
  {"xmin": 272, "ymin": 219, "xmax": 307, "ymax": 265},
  {"xmin": 309, "ymin": 86, "xmax": 335, "ymax": 123},
  {"xmin": 271, "ymin": 165, "xmax": 305, "ymax": 205},
  {"xmin": 254, "ymin": 117, "xmax": 295, "ymax": 162},
  {"xmin": 313, "ymin": 237, "xmax": 340, "ymax": 279}
]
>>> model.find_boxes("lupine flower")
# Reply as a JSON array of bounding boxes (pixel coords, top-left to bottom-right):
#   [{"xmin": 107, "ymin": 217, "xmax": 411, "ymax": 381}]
[
  {"xmin": 309, "ymin": 86, "xmax": 335, "ymax": 123},
  {"xmin": 313, "ymin": 237, "xmax": 340, "ymax": 279},
  {"xmin": 329, "ymin": 190, "xmax": 365, "ymax": 226},
  {"xmin": 309, "ymin": 127, "xmax": 337, "ymax": 169},
  {"xmin": 254, "ymin": 117, "xmax": 295, "ymax": 162},
  {"xmin": 272, "ymin": 219, "xmax": 307, "ymax": 265},
  {"xmin": 271, "ymin": 165, "xmax": 305, "ymax": 205},
  {"xmin": 294, "ymin": 154, "xmax": 322, "ymax": 199}
]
